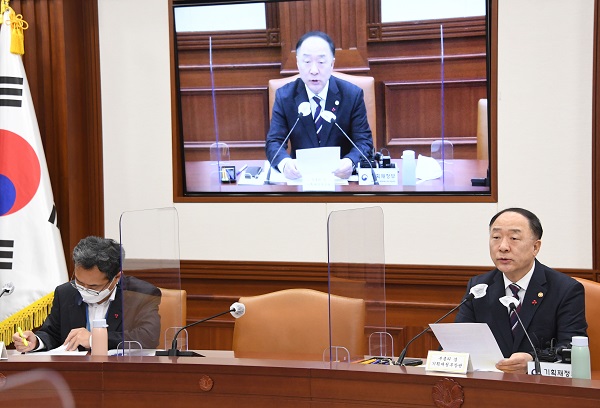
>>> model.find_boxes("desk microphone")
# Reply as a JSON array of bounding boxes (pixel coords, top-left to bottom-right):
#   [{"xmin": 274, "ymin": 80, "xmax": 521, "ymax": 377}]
[
  {"xmin": 0, "ymin": 282, "xmax": 14, "ymax": 298},
  {"xmin": 499, "ymin": 296, "xmax": 541, "ymax": 375},
  {"xmin": 320, "ymin": 111, "xmax": 378, "ymax": 185},
  {"xmin": 395, "ymin": 283, "xmax": 488, "ymax": 366},
  {"xmin": 265, "ymin": 102, "xmax": 311, "ymax": 185},
  {"xmin": 155, "ymin": 302, "xmax": 245, "ymax": 357}
]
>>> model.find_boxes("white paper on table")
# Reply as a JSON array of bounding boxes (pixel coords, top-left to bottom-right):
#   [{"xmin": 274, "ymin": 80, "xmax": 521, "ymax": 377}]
[
  {"xmin": 295, "ymin": 146, "xmax": 340, "ymax": 175},
  {"xmin": 16, "ymin": 344, "xmax": 88, "ymax": 356},
  {"xmin": 430, "ymin": 323, "xmax": 504, "ymax": 372}
]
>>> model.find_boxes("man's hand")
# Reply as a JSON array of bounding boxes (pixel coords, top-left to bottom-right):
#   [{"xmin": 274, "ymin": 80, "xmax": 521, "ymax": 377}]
[
  {"xmin": 12, "ymin": 330, "xmax": 37, "ymax": 352},
  {"xmin": 333, "ymin": 158, "xmax": 354, "ymax": 179},
  {"xmin": 495, "ymin": 352, "xmax": 533, "ymax": 373},
  {"xmin": 63, "ymin": 328, "xmax": 92, "ymax": 351},
  {"xmin": 283, "ymin": 160, "xmax": 302, "ymax": 179}
]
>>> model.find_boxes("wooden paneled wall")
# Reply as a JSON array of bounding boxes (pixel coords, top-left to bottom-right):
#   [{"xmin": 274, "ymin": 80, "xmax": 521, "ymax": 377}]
[
  {"xmin": 175, "ymin": 0, "xmax": 488, "ymax": 163},
  {"xmin": 131, "ymin": 260, "xmax": 598, "ymax": 357}
]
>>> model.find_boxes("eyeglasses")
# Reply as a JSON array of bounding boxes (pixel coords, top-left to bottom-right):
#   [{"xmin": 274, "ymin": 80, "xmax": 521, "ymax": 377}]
[{"xmin": 70, "ymin": 276, "xmax": 112, "ymax": 296}]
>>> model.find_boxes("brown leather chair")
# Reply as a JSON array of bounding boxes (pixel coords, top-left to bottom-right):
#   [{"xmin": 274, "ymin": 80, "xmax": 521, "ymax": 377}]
[
  {"xmin": 268, "ymin": 72, "xmax": 377, "ymax": 143},
  {"xmin": 232, "ymin": 288, "xmax": 365, "ymax": 361},
  {"xmin": 157, "ymin": 288, "xmax": 187, "ymax": 350},
  {"xmin": 573, "ymin": 277, "xmax": 600, "ymax": 370}
]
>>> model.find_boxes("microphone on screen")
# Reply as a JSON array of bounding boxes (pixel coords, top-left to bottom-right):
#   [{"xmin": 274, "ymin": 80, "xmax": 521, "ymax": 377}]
[
  {"xmin": 265, "ymin": 102, "xmax": 312, "ymax": 185},
  {"xmin": 499, "ymin": 296, "xmax": 541, "ymax": 375},
  {"xmin": 320, "ymin": 111, "xmax": 379, "ymax": 185},
  {"xmin": 155, "ymin": 302, "xmax": 246, "ymax": 357},
  {"xmin": 395, "ymin": 283, "xmax": 488, "ymax": 366},
  {"xmin": 0, "ymin": 282, "xmax": 14, "ymax": 298}
]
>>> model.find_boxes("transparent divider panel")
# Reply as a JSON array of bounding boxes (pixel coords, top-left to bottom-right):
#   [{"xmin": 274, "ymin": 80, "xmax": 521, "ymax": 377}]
[
  {"xmin": 327, "ymin": 206, "xmax": 389, "ymax": 365},
  {"xmin": 118, "ymin": 207, "xmax": 182, "ymax": 356}
]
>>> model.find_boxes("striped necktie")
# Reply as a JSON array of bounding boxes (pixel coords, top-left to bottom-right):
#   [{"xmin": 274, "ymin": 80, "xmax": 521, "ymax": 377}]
[
  {"xmin": 313, "ymin": 95, "xmax": 323, "ymax": 143},
  {"xmin": 509, "ymin": 283, "xmax": 522, "ymax": 336}
]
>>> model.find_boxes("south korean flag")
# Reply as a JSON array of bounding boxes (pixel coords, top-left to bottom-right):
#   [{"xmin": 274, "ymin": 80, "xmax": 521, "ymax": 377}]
[{"xmin": 0, "ymin": 9, "xmax": 68, "ymax": 336}]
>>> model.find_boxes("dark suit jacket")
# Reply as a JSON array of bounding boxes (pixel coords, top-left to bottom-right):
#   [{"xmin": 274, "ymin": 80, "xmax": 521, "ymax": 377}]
[
  {"xmin": 36, "ymin": 275, "xmax": 161, "ymax": 350},
  {"xmin": 455, "ymin": 259, "xmax": 587, "ymax": 358},
  {"xmin": 265, "ymin": 76, "xmax": 374, "ymax": 168}
]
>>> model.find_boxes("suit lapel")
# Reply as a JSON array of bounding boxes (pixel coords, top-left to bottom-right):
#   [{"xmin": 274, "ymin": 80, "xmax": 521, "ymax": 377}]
[
  {"xmin": 488, "ymin": 272, "xmax": 514, "ymax": 356},
  {"xmin": 512, "ymin": 261, "xmax": 546, "ymax": 352},
  {"xmin": 107, "ymin": 285, "xmax": 124, "ymax": 333},
  {"xmin": 69, "ymin": 294, "xmax": 88, "ymax": 330},
  {"xmin": 294, "ymin": 84, "xmax": 320, "ymax": 147},
  {"xmin": 319, "ymin": 77, "xmax": 339, "ymax": 146}
]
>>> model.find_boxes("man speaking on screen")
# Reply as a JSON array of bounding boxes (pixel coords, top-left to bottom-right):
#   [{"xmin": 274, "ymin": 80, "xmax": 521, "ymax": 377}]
[{"xmin": 265, "ymin": 31, "xmax": 374, "ymax": 180}]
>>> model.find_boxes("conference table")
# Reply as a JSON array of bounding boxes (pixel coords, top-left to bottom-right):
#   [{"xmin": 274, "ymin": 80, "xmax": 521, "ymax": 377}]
[
  {"xmin": 184, "ymin": 159, "xmax": 491, "ymax": 194},
  {"xmin": 1, "ymin": 350, "xmax": 599, "ymax": 407}
]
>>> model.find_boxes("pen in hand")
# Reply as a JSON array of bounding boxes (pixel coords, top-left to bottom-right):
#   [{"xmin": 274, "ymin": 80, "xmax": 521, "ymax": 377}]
[{"xmin": 17, "ymin": 326, "xmax": 29, "ymax": 347}]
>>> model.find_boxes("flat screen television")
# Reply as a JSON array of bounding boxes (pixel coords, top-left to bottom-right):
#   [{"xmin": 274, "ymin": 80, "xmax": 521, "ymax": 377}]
[{"xmin": 171, "ymin": 0, "xmax": 494, "ymax": 200}]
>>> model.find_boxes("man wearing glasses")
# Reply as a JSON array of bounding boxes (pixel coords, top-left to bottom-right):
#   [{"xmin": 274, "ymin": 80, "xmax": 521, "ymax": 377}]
[{"xmin": 12, "ymin": 236, "xmax": 161, "ymax": 352}]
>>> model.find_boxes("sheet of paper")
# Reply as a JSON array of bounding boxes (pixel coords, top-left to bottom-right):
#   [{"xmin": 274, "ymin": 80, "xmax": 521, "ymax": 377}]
[
  {"xmin": 255, "ymin": 160, "xmax": 348, "ymax": 186},
  {"xmin": 430, "ymin": 323, "xmax": 504, "ymax": 372},
  {"xmin": 15, "ymin": 344, "xmax": 88, "ymax": 356},
  {"xmin": 295, "ymin": 146, "xmax": 340, "ymax": 175}
]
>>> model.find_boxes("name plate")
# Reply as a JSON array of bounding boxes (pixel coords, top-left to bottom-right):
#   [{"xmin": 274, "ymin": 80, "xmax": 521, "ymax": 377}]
[
  {"xmin": 425, "ymin": 350, "xmax": 472, "ymax": 374},
  {"xmin": 527, "ymin": 361, "xmax": 572, "ymax": 377},
  {"xmin": 302, "ymin": 173, "xmax": 335, "ymax": 191},
  {"xmin": 357, "ymin": 167, "xmax": 399, "ymax": 185}
]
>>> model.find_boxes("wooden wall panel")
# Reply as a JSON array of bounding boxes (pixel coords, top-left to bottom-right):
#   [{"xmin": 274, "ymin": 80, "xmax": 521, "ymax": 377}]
[
  {"xmin": 174, "ymin": 3, "xmax": 487, "ymax": 164},
  {"xmin": 383, "ymin": 79, "xmax": 487, "ymax": 158},
  {"xmin": 167, "ymin": 260, "xmax": 598, "ymax": 357},
  {"xmin": 180, "ymin": 87, "xmax": 270, "ymax": 160}
]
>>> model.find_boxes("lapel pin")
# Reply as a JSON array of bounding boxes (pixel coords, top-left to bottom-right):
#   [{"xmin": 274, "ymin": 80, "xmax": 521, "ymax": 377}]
[
  {"xmin": 335, "ymin": 100, "xmax": 339, "ymax": 106},
  {"xmin": 538, "ymin": 292, "xmax": 544, "ymax": 298},
  {"xmin": 532, "ymin": 300, "xmax": 538, "ymax": 305},
  {"xmin": 332, "ymin": 107, "xmax": 336, "ymax": 112},
  {"xmin": 114, "ymin": 313, "xmax": 119, "ymax": 319}
]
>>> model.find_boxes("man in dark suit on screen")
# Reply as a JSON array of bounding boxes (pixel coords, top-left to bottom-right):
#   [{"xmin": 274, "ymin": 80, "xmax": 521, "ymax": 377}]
[
  {"xmin": 13, "ymin": 236, "xmax": 160, "ymax": 352},
  {"xmin": 265, "ymin": 31, "xmax": 374, "ymax": 180},
  {"xmin": 455, "ymin": 208, "xmax": 587, "ymax": 373}
]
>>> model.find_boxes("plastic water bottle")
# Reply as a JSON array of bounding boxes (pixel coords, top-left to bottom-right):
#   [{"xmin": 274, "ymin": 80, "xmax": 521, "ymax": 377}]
[
  {"xmin": 571, "ymin": 336, "xmax": 591, "ymax": 379},
  {"xmin": 91, "ymin": 318, "xmax": 108, "ymax": 356},
  {"xmin": 402, "ymin": 150, "xmax": 416, "ymax": 186}
]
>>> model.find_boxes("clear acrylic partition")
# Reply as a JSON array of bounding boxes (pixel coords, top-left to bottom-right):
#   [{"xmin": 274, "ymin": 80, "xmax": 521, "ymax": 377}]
[
  {"xmin": 327, "ymin": 207, "xmax": 389, "ymax": 365},
  {"xmin": 118, "ymin": 207, "xmax": 184, "ymax": 356}
]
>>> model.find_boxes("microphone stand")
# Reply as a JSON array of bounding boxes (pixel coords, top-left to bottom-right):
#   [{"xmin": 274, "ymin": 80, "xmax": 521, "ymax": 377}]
[
  {"xmin": 396, "ymin": 294, "xmax": 472, "ymax": 366},
  {"xmin": 510, "ymin": 303, "xmax": 542, "ymax": 375},
  {"xmin": 265, "ymin": 113, "xmax": 304, "ymax": 185},
  {"xmin": 330, "ymin": 120, "xmax": 379, "ymax": 185},
  {"xmin": 155, "ymin": 308, "xmax": 235, "ymax": 357}
]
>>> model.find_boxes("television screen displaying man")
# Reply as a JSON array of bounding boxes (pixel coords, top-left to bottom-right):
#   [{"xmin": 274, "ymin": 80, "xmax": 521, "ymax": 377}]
[{"xmin": 265, "ymin": 31, "xmax": 374, "ymax": 180}]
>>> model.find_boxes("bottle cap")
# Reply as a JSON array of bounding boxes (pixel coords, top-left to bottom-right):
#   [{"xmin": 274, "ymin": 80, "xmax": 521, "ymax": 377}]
[
  {"xmin": 402, "ymin": 150, "xmax": 415, "ymax": 160},
  {"xmin": 93, "ymin": 319, "xmax": 108, "ymax": 328},
  {"xmin": 572, "ymin": 336, "xmax": 588, "ymax": 347}
]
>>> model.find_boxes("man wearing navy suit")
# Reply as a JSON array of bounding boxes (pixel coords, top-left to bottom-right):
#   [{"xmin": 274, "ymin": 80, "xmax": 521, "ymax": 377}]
[
  {"xmin": 13, "ymin": 236, "xmax": 161, "ymax": 352},
  {"xmin": 455, "ymin": 208, "xmax": 587, "ymax": 373},
  {"xmin": 265, "ymin": 31, "xmax": 374, "ymax": 180}
]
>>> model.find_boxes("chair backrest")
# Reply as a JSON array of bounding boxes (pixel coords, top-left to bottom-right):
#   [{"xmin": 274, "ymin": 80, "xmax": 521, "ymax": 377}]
[
  {"xmin": 476, "ymin": 98, "xmax": 488, "ymax": 161},
  {"xmin": 268, "ymin": 72, "xmax": 377, "ymax": 142},
  {"xmin": 573, "ymin": 277, "xmax": 600, "ymax": 370},
  {"xmin": 232, "ymin": 288, "xmax": 365, "ymax": 361},
  {"xmin": 157, "ymin": 288, "xmax": 187, "ymax": 350}
]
